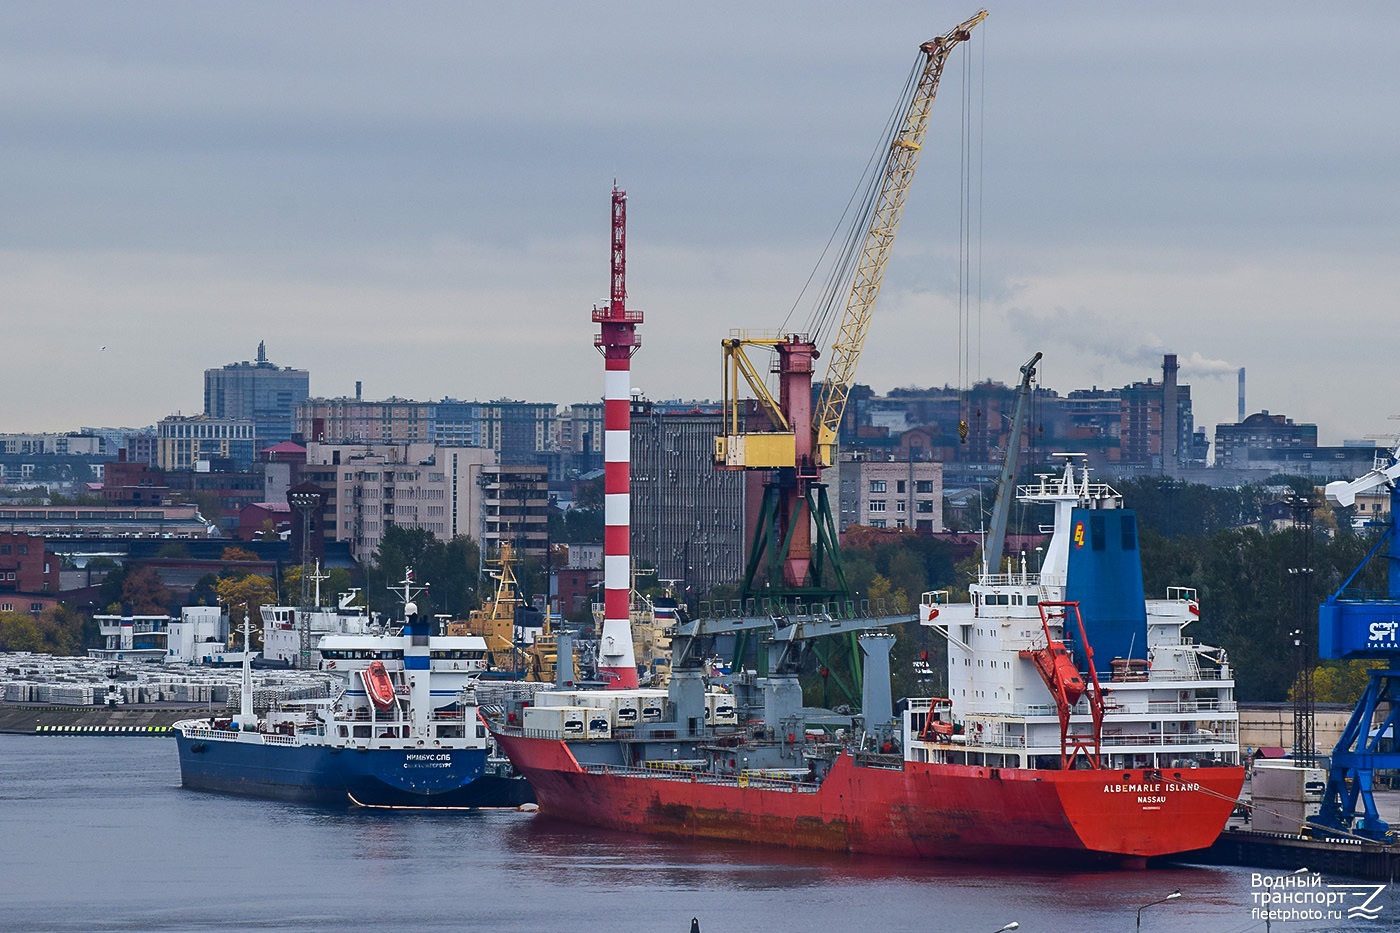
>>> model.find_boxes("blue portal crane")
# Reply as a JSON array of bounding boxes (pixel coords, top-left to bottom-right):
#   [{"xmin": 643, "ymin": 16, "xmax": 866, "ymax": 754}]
[{"xmin": 1314, "ymin": 444, "xmax": 1400, "ymax": 841}]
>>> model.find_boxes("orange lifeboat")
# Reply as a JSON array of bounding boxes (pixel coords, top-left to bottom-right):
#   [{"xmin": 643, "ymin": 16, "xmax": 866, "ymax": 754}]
[
  {"xmin": 362, "ymin": 661, "xmax": 397, "ymax": 712},
  {"xmin": 919, "ymin": 699, "xmax": 956, "ymax": 742}
]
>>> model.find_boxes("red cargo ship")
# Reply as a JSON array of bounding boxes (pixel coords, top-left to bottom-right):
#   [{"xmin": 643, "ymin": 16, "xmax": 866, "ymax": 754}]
[
  {"xmin": 492, "ymin": 460, "xmax": 1245, "ymax": 866},
  {"xmin": 493, "ymin": 732, "xmax": 1241, "ymax": 865}
]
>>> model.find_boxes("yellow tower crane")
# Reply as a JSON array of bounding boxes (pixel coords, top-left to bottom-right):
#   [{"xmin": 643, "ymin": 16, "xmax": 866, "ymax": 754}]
[
  {"xmin": 814, "ymin": 7, "xmax": 987, "ymax": 468},
  {"xmin": 716, "ymin": 10, "xmax": 986, "ymax": 608}
]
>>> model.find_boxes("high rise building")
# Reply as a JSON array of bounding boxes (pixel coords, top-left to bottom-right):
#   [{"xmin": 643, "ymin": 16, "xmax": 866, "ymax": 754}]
[
  {"xmin": 480, "ymin": 463, "xmax": 550, "ymax": 558},
  {"xmin": 157, "ymin": 414, "xmax": 257, "ymax": 471},
  {"xmin": 837, "ymin": 454, "xmax": 944, "ymax": 533},
  {"xmin": 204, "ymin": 342, "xmax": 310, "ymax": 445},
  {"xmin": 295, "ymin": 396, "xmax": 557, "ymax": 464},
  {"xmin": 629, "ymin": 399, "xmax": 747, "ymax": 598},
  {"xmin": 304, "ymin": 442, "xmax": 497, "ymax": 563}
]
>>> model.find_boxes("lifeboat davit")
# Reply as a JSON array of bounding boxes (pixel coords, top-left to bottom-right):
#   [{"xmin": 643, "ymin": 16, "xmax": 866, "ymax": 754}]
[{"xmin": 362, "ymin": 661, "xmax": 397, "ymax": 712}]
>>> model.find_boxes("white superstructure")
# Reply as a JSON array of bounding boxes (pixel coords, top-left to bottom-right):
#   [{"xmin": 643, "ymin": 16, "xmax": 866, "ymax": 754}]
[{"xmin": 911, "ymin": 459, "xmax": 1240, "ymax": 773}]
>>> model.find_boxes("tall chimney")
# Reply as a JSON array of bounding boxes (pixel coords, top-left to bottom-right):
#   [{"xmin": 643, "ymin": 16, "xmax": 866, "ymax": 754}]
[
  {"xmin": 1237, "ymin": 368, "xmax": 1246, "ymax": 422},
  {"xmin": 1162, "ymin": 354, "xmax": 1179, "ymax": 469}
]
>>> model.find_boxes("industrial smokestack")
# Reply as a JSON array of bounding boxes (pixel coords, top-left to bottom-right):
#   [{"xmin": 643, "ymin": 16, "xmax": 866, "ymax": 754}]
[
  {"xmin": 355, "ymin": 380, "xmax": 362, "ymax": 402},
  {"xmin": 1162, "ymin": 354, "xmax": 1179, "ymax": 469},
  {"xmin": 1237, "ymin": 368, "xmax": 1245, "ymax": 422}
]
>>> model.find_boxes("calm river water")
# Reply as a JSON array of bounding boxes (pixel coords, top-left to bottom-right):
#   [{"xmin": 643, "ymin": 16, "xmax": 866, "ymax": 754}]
[{"xmin": 0, "ymin": 735, "xmax": 1389, "ymax": 932}]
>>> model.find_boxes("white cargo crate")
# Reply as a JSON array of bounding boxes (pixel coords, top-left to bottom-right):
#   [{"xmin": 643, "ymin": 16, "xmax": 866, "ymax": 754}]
[
  {"xmin": 706, "ymin": 691, "xmax": 738, "ymax": 726},
  {"xmin": 584, "ymin": 708, "xmax": 613, "ymax": 739},
  {"xmin": 634, "ymin": 689, "xmax": 668, "ymax": 722},
  {"xmin": 532, "ymin": 691, "xmax": 581, "ymax": 708},
  {"xmin": 522, "ymin": 705, "xmax": 588, "ymax": 739}
]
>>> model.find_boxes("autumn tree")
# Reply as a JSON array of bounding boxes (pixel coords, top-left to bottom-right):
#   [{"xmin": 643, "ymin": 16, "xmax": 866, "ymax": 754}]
[
  {"xmin": 0, "ymin": 606, "xmax": 86, "ymax": 655},
  {"xmin": 117, "ymin": 566, "xmax": 175, "ymax": 614},
  {"xmin": 215, "ymin": 574, "xmax": 277, "ymax": 642},
  {"xmin": 283, "ymin": 564, "xmax": 355, "ymax": 607},
  {"xmin": 0, "ymin": 611, "xmax": 44, "ymax": 652},
  {"xmin": 1295, "ymin": 660, "xmax": 1385, "ymax": 706}
]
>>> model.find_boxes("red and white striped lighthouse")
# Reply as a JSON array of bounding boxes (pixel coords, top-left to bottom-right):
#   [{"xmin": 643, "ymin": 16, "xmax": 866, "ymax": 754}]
[{"xmin": 592, "ymin": 185, "xmax": 640, "ymax": 689}]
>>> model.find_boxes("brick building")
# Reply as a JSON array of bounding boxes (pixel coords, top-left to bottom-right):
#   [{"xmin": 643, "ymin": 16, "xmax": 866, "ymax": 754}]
[{"xmin": 0, "ymin": 533, "xmax": 60, "ymax": 614}]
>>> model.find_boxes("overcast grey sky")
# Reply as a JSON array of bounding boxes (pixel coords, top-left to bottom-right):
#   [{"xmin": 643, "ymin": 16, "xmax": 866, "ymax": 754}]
[{"xmin": 3, "ymin": 2, "xmax": 1397, "ymax": 447}]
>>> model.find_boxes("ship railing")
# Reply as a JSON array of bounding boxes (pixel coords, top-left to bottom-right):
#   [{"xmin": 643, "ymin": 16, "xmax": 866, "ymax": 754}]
[
  {"xmin": 578, "ymin": 761, "xmax": 821, "ymax": 793},
  {"xmin": 851, "ymin": 750, "xmax": 906, "ymax": 769},
  {"xmin": 1141, "ymin": 698, "xmax": 1237, "ymax": 714},
  {"xmin": 577, "ymin": 763, "xmax": 694, "ymax": 783},
  {"xmin": 179, "ymin": 725, "xmax": 241, "ymax": 742},
  {"xmin": 643, "ymin": 759, "xmax": 707, "ymax": 773},
  {"xmin": 1144, "ymin": 669, "xmax": 1225, "ymax": 682},
  {"xmin": 1093, "ymin": 668, "xmax": 1225, "ymax": 683},
  {"xmin": 957, "ymin": 735, "xmax": 1028, "ymax": 749},
  {"xmin": 338, "ymin": 709, "xmax": 407, "ymax": 723},
  {"xmin": 975, "ymin": 573, "xmax": 1046, "ymax": 589},
  {"xmin": 1099, "ymin": 731, "xmax": 1238, "ymax": 748}
]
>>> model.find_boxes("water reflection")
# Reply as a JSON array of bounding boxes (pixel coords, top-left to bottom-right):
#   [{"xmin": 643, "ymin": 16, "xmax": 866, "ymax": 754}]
[{"xmin": 1, "ymin": 737, "xmax": 1388, "ymax": 933}]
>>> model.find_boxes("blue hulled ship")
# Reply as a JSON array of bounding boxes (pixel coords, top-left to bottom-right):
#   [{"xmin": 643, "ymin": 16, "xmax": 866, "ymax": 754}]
[{"xmin": 173, "ymin": 574, "xmax": 533, "ymax": 809}]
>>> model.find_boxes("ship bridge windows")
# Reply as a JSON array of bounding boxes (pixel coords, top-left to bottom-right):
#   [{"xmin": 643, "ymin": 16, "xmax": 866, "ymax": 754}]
[
  {"xmin": 430, "ymin": 649, "xmax": 486, "ymax": 661},
  {"xmin": 321, "ymin": 648, "xmax": 403, "ymax": 661}
]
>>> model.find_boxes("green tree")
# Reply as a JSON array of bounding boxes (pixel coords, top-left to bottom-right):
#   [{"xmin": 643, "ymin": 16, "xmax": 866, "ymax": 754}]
[
  {"xmin": 35, "ymin": 605, "xmax": 85, "ymax": 655},
  {"xmin": 189, "ymin": 573, "xmax": 220, "ymax": 607},
  {"xmin": 0, "ymin": 611, "xmax": 45, "ymax": 652},
  {"xmin": 370, "ymin": 526, "xmax": 481, "ymax": 618}
]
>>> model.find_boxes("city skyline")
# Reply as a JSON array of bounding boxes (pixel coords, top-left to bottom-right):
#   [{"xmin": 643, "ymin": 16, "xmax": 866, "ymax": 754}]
[
  {"xmin": 0, "ymin": 345, "xmax": 1374, "ymax": 461},
  {"xmin": 3, "ymin": 2, "xmax": 1397, "ymax": 443}
]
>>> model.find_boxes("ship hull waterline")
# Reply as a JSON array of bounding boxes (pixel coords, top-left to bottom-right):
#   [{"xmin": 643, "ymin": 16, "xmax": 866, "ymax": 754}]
[{"xmin": 494, "ymin": 731, "xmax": 1244, "ymax": 867}]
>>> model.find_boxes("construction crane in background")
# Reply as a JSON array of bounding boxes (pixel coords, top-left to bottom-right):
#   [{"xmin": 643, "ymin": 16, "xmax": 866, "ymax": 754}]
[
  {"xmin": 716, "ymin": 10, "xmax": 988, "ymax": 608},
  {"xmin": 983, "ymin": 351, "xmax": 1042, "ymax": 575}
]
